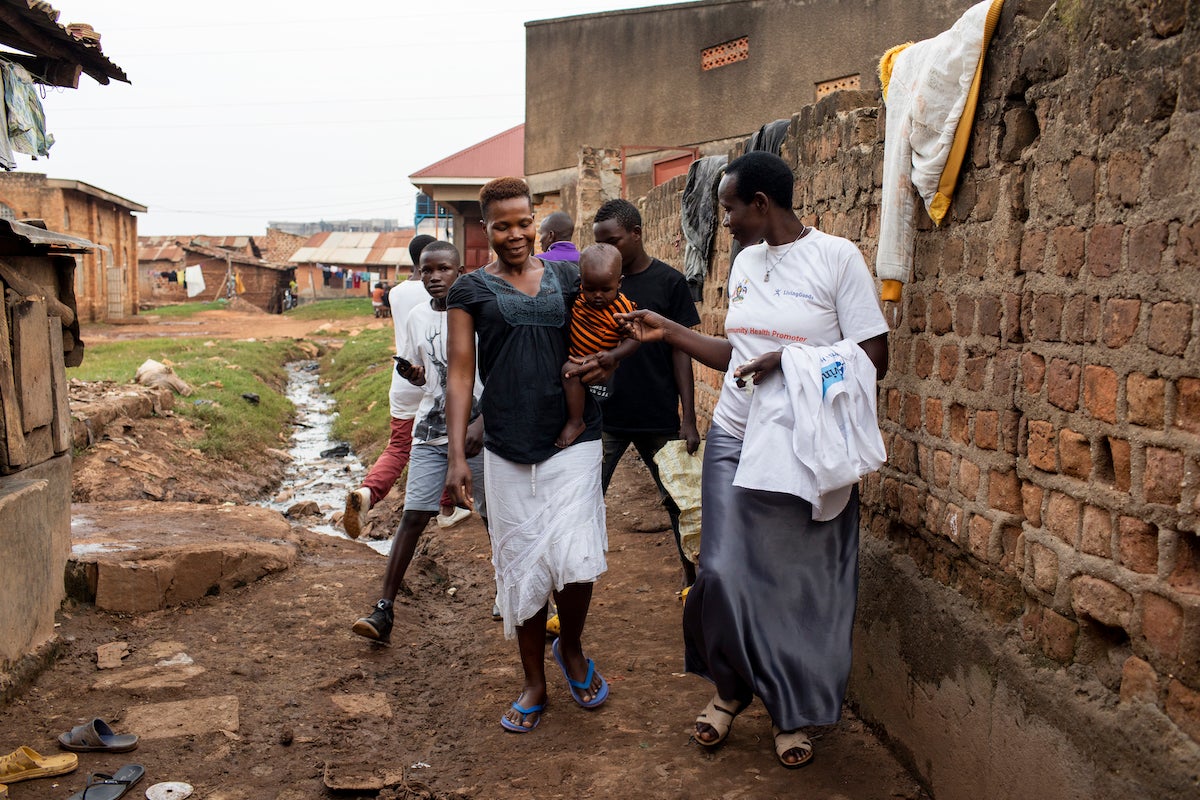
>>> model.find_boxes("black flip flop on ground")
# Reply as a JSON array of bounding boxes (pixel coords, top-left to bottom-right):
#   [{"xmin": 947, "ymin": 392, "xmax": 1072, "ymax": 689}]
[{"xmin": 65, "ymin": 764, "xmax": 145, "ymax": 800}]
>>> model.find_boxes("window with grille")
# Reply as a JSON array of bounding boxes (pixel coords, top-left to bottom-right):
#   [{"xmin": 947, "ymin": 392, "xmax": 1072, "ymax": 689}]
[{"xmin": 702, "ymin": 37, "xmax": 748, "ymax": 71}]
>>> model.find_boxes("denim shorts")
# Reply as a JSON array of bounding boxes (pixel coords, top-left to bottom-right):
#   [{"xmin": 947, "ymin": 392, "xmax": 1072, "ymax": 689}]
[{"xmin": 404, "ymin": 442, "xmax": 486, "ymax": 516}]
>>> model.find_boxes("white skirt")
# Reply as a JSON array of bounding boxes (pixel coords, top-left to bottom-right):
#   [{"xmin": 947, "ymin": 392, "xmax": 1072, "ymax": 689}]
[{"xmin": 484, "ymin": 441, "xmax": 607, "ymax": 638}]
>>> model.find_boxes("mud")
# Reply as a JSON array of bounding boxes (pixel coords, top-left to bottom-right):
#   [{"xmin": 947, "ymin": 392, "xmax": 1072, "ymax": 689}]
[{"xmin": 0, "ymin": 311, "xmax": 928, "ymax": 799}]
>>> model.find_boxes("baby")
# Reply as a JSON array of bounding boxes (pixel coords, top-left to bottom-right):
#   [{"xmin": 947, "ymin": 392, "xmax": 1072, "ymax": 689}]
[{"xmin": 557, "ymin": 243, "xmax": 636, "ymax": 448}]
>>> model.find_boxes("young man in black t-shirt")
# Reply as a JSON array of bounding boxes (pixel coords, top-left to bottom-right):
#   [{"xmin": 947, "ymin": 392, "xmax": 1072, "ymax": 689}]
[{"xmin": 593, "ymin": 199, "xmax": 701, "ymax": 586}]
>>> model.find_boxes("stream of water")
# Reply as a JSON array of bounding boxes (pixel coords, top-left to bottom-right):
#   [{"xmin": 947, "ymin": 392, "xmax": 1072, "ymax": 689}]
[{"xmin": 260, "ymin": 361, "xmax": 391, "ymax": 555}]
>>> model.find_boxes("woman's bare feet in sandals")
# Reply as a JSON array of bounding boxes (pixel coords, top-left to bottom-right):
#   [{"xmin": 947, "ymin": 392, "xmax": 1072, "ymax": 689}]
[
  {"xmin": 502, "ymin": 686, "xmax": 547, "ymax": 731},
  {"xmin": 771, "ymin": 725, "xmax": 814, "ymax": 768},
  {"xmin": 693, "ymin": 695, "xmax": 748, "ymax": 747}
]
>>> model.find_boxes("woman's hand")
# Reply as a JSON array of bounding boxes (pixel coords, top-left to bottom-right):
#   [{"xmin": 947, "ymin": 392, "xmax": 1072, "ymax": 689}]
[
  {"xmin": 732, "ymin": 350, "xmax": 782, "ymax": 386},
  {"xmin": 615, "ymin": 309, "xmax": 671, "ymax": 343},
  {"xmin": 566, "ymin": 354, "xmax": 618, "ymax": 386},
  {"xmin": 445, "ymin": 458, "xmax": 475, "ymax": 511}
]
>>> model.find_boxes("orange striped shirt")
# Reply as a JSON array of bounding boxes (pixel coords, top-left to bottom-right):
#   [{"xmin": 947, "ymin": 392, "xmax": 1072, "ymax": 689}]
[{"xmin": 569, "ymin": 292, "xmax": 636, "ymax": 358}]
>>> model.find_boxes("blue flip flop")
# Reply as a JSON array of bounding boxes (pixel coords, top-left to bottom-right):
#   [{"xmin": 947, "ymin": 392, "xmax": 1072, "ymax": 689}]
[
  {"xmin": 551, "ymin": 637, "xmax": 609, "ymax": 709},
  {"xmin": 499, "ymin": 701, "xmax": 544, "ymax": 733}
]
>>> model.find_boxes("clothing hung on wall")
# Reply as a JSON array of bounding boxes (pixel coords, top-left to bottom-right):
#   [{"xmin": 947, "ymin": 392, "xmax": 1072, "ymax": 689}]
[
  {"xmin": 0, "ymin": 61, "xmax": 53, "ymax": 163},
  {"xmin": 729, "ymin": 118, "xmax": 792, "ymax": 269},
  {"xmin": 680, "ymin": 155, "xmax": 727, "ymax": 299},
  {"xmin": 875, "ymin": 0, "xmax": 1005, "ymax": 300}
]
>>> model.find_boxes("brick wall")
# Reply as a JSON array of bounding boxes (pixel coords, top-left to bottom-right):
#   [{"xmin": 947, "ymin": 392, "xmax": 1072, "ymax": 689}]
[
  {"xmin": 259, "ymin": 227, "xmax": 307, "ymax": 265},
  {"xmin": 637, "ymin": 0, "xmax": 1200, "ymax": 793},
  {"xmin": 0, "ymin": 174, "xmax": 140, "ymax": 322}
]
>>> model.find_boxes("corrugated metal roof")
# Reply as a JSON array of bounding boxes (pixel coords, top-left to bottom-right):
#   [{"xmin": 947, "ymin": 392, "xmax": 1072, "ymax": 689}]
[
  {"xmin": 194, "ymin": 235, "xmax": 252, "ymax": 250},
  {"xmin": 138, "ymin": 243, "xmax": 184, "ymax": 263},
  {"xmin": 290, "ymin": 229, "xmax": 416, "ymax": 266},
  {"xmin": 0, "ymin": 217, "xmax": 94, "ymax": 251},
  {"xmin": 410, "ymin": 124, "xmax": 524, "ymax": 180}
]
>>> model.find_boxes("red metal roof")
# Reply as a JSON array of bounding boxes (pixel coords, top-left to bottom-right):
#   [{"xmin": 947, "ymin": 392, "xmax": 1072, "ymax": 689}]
[{"xmin": 410, "ymin": 124, "xmax": 525, "ymax": 179}]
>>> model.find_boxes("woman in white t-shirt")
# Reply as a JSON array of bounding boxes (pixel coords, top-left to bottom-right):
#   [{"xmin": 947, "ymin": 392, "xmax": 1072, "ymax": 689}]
[{"xmin": 617, "ymin": 152, "xmax": 889, "ymax": 769}]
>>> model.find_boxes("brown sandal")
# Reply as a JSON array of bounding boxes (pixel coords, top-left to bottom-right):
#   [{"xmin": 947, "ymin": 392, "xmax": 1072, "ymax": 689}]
[
  {"xmin": 771, "ymin": 725, "xmax": 814, "ymax": 769},
  {"xmin": 694, "ymin": 695, "xmax": 749, "ymax": 747}
]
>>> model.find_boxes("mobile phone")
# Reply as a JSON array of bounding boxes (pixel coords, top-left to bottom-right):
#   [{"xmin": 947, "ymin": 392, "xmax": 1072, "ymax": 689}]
[{"xmin": 393, "ymin": 355, "xmax": 413, "ymax": 373}]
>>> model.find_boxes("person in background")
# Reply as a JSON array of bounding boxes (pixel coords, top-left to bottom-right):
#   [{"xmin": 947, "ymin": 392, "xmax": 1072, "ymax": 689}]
[
  {"xmin": 352, "ymin": 241, "xmax": 486, "ymax": 644},
  {"xmin": 372, "ymin": 282, "xmax": 386, "ymax": 317},
  {"xmin": 592, "ymin": 198, "xmax": 701, "ymax": 588},
  {"xmin": 344, "ymin": 235, "xmax": 468, "ymax": 537},
  {"xmin": 616, "ymin": 151, "xmax": 889, "ymax": 769},
  {"xmin": 444, "ymin": 177, "xmax": 612, "ymax": 733},
  {"xmin": 535, "ymin": 211, "xmax": 580, "ymax": 262}
]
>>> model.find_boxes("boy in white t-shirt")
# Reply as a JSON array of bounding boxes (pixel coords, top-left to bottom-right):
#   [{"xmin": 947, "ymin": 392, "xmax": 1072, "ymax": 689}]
[{"xmin": 352, "ymin": 242, "xmax": 486, "ymax": 645}]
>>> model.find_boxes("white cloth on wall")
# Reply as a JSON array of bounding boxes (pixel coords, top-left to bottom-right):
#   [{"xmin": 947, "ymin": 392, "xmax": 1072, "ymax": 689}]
[
  {"xmin": 733, "ymin": 340, "xmax": 886, "ymax": 521},
  {"xmin": 184, "ymin": 265, "xmax": 206, "ymax": 298},
  {"xmin": 876, "ymin": 0, "xmax": 996, "ymax": 284}
]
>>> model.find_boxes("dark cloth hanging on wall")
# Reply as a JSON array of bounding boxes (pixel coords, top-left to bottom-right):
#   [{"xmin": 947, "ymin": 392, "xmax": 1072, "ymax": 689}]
[
  {"xmin": 680, "ymin": 155, "xmax": 727, "ymax": 300},
  {"xmin": 730, "ymin": 118, "xmax": 792, "ymax": 269}
]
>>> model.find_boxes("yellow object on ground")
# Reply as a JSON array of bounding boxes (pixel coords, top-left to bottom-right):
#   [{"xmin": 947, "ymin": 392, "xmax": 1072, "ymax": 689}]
[
  {"xmin": 546, "ymin": 613, "xmax": 561, "ymax": 637},
  {"xmin": 680, "ymin": 585, "xmax": 690, "ymax": 603},
  {"xmin": 0, "ymin": 746, "xmax": 78, "ymax": 784},
  {"xmin": 652, "ymin": 440, "xmax": 705, "ymax": 563}
]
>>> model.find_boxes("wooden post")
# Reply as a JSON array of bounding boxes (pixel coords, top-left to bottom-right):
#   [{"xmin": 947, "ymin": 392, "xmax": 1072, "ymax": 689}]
[
  {"xmin": 0, "ymin": 288, "xmax": 28, "ymax": 467},
  {"xmin": 48, "ymin": 315, "xmax": 70, "ymax": 454}
]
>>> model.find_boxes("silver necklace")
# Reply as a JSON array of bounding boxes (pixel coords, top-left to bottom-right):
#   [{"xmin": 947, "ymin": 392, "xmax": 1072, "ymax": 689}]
[{"xmin": 763, "ymin": 226, "xmax": 810, "ymax": 283}]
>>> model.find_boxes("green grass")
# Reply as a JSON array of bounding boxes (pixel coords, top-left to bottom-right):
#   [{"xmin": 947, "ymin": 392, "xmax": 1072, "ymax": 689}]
[
  {"xmin": 69, "ymin": 337, "xmax": 309, "ymax": 458},
  {"xmin": 285, "ymin": 297, "xmax": 375, "ymax": 320},
  {"xmin": 143, "ymin": 300, "xmax": 230, "ymax": 317},
  {"xmin": 318, "ymin": 327, "xmax": 395, "ymax": 461}
]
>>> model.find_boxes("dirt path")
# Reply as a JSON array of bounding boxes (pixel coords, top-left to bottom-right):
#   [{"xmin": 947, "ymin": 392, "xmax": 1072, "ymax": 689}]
[{"xmin": 0, "ymin": 312, "xmax": 927, "ymax": 799}]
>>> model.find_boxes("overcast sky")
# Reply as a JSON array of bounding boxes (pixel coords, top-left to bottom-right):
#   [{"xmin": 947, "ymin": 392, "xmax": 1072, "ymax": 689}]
[{"xmin": 24, "ymin": 0, "xmax": 693, "ymax": 236}]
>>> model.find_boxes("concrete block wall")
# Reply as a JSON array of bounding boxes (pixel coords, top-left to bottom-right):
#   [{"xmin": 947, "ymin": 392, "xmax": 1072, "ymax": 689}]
[{"xmin": 637, "ymin": 1, "xmax": 1200, "ymax": 795}]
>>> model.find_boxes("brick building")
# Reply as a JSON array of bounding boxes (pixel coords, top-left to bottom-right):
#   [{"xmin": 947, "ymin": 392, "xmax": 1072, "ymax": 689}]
[
  {"xmin": 0, "ymin": 0, "xmax": 129, "ymax": 699},
  {"xmin": 0, "ymin": 173, "xmax": 145, "ymax": 322},
  {"xmin": 524, "ymin": 0, "xmax": 966, "ymax": 221},
  {"xmin": 633, "ymin": 2, "xmax": 1200, "ymax": 797}
]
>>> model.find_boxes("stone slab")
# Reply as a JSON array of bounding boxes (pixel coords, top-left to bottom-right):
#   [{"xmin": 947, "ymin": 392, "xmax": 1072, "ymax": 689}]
[
  {"xmin": 92, "ymin": 663, "xmax": 206, "ymax": 691},
  {"xmin": 95, "ymin": 641, "xmax": 130, "ymax": 669},
  {"xmin": 330, "ymin": 692, "xmax": 393, "ymax": 719},
  {"xmin": 322, "ymin": 761, "xmax": 404, "ymax": 792},
  {"xmin": 123, "ymin": 695, "xmax": 238, "ymax": 740},
  {"xmin": 69, "ymin": 502, "xmax": 299, "ymax": 612}
]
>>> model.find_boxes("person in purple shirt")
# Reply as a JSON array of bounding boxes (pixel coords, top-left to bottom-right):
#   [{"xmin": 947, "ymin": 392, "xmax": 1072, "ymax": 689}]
[{"xmin": 535, "ymin": 211, "xmax": 580, "ymax": 262}]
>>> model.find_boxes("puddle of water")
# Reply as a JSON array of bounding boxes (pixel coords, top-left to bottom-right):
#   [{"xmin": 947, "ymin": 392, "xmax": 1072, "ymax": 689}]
[
  {"xmin": 71, "ymin": 541, "xmax": 139, "ymax": 556},
  {"xmin": 261, "ymin": 361, "xmax": 391, "ymax": 555}
]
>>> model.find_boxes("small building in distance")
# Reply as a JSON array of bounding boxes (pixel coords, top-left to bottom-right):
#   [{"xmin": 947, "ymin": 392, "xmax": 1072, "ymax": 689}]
[
  {"xmin": 288, "ymin": 230, "xmax": 416, "ymax": 300},
  {"xmin": 0, "ymin": 173, "xmax": 145, "ymax": 322},
  {"xmin": 409, "ymin": 124, "xmax": 524, "ymax": 271},
  {"xmin": 137, "ymin": 236, "xmax": 293, "ymax": 313}
]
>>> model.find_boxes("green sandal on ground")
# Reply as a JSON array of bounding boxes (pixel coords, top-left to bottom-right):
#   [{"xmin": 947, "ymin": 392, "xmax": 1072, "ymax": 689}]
[
  {"xmin": 694, "ymin": 695, "xmax": 749, "ymax": 747},
  {"xmin": 771, "ymin": 725, "xmax": 814, "ymax": 769}
]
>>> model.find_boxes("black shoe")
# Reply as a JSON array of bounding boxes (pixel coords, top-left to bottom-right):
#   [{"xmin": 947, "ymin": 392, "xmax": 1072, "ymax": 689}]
[{"xmin": 352, "ymin": 599, "xmax": 393, "ymax": 645}]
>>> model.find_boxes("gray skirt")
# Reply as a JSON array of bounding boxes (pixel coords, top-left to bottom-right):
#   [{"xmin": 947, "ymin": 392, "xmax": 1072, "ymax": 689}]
[{"xmin": 683, "ymin": 423, "xmax": 859, "ymax": 730}]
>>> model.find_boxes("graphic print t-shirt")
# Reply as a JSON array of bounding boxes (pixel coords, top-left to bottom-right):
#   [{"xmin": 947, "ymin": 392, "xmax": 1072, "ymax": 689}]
[
  {"xmin": 403, "ymin": 301, "xmax": 481, "ymax": 446},
  {"xmin": 711, "ymin": 229, "xmax": 890, "ymax": 440}
]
